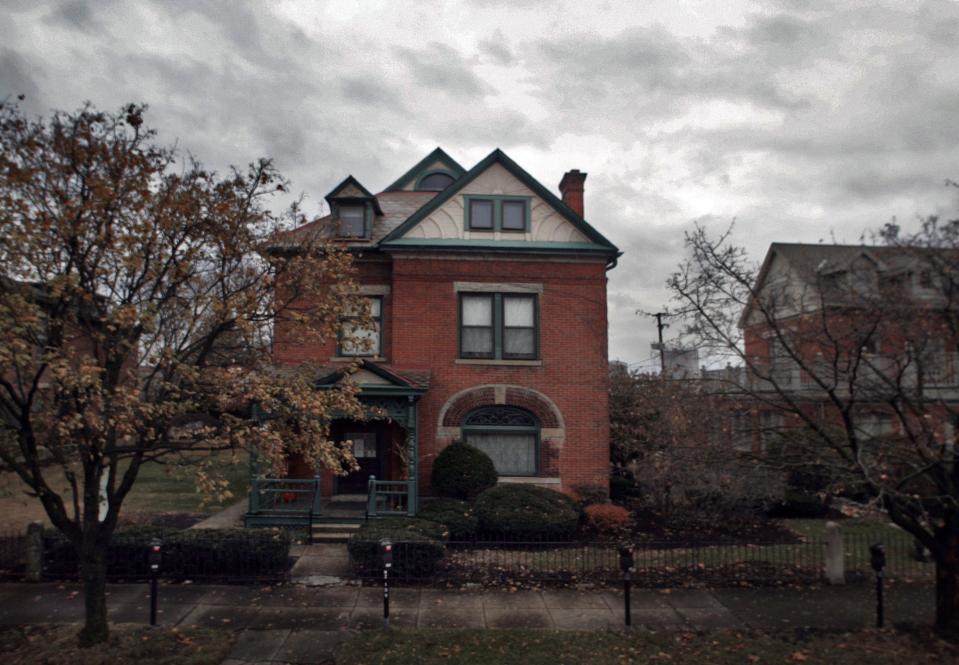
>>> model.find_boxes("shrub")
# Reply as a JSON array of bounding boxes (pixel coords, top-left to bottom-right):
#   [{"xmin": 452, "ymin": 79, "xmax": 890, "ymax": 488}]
[
  {"xmin": 430, "ymin": 441, "xmax": 497, "ymax": 500},
  {"xmin": 584, "ymin": 504, "xmax": 632, "ymax": 538},
  {"xmin": 767, "ymin": 491, "xmax": 832, "ymax": 519},
  {"xmin": 43, "ymin": 526, "xmax": 292, "ymax": 579},
  {"xmin": 571, "ymin": 483, "xmax": 610, "ymax": 507},
  {"xmin": 610, "ymin": 475, "xmax": 642, "ymax": 503},
  {"xmin": 418, "ymin": 498, "xmax": 479, "ymax": 541},
  {"xmin": 474, "ymin": 484, "xmax": 581, "ymax": 540},
  {"xmin": 347, "ymin": 519, "xmax": 446, "ymax": 577}
]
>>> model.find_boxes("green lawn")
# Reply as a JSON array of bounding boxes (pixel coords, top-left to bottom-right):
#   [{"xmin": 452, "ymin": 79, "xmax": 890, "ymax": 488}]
[
  {"xmin": 0, "ymin": 625, "xmax": 232, "ymax": 665},
  {"xmin": 122, "ymin": 451, "xmax": 250, "ymax": 516},
  {"xmin": 336, "ymin": 628, "xmax": 958, "ymax": 665}
]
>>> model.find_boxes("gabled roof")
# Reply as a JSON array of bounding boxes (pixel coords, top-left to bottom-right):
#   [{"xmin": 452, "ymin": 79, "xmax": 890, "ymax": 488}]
[
  {"xmin": 739, "ymin": 242, "xmax": 948, "ymax": 328},
  {"xmin": 315, "ymin": 359, "xmax": 430, "ymax": 395},
  {"xmin": 325, "ymin": 175, "xmax": 382, "ymax": 214},
  {"xmin": 379, "ymin": 148, "xmax": 620, "ymax": 256},
  {"xmin": 383, "ymin": 147, "xmax": 466, "ymax": 192}
]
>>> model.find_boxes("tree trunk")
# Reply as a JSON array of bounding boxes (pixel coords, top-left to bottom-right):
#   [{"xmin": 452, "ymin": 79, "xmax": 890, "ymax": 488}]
[
  {"xmin": 77, "ymin": 546, "xmax": 109, "ymax": 647},
  {"xmin": 935, "ymin": 532, "xmax": 959, "ymax": 635}
]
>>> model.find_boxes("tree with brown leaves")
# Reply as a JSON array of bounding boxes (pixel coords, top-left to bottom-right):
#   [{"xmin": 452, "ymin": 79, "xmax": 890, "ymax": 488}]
[{"xmin": 0, "ymin": 101, "xmax": 368, "ymax": 645}]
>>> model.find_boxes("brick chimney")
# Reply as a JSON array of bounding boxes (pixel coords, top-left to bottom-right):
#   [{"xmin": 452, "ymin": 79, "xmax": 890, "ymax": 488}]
[{"xmin": 558, "ymin": 169, "xmax": 587, "ymax": 217}]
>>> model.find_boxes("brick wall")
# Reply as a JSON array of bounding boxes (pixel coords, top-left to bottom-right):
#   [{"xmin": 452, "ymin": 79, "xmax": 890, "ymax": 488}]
[{"xmin": 274, "ymin": 251, "xmax": 612, "ymax": 495}]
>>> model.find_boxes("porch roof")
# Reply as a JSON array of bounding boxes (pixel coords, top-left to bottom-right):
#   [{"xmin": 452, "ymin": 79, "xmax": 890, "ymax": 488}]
[{"xmin": 314, "ymin": 359, "xmax": 430, "ymax": 396}]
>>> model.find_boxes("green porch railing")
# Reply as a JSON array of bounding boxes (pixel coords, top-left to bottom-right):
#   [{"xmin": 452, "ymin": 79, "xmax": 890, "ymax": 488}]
[
  {"xmin": 366, "ymin": 476, "xmax": 415, "ymax": 518},
  {"xmin": 249, "ymin": 477, "xmax": 323, "ymax": 522}
]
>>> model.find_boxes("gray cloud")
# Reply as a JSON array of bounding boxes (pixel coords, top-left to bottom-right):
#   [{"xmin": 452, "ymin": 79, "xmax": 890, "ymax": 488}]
[
  {"xmin": 3, "ymin": 1, "xmax": 959, "ymax": 363},
  {"xmin": 395, "ymin": 42, "xmax": 493, "ymax": 97}
]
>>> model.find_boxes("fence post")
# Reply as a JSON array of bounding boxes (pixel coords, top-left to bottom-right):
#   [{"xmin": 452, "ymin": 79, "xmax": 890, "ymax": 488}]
[
  {"xmin": 824, "ymin": 521, "xmax": 844, "ymax": 585},
  {"xmin": 25, "ymin": 521, "xmax": 43, "ymax": 582}
]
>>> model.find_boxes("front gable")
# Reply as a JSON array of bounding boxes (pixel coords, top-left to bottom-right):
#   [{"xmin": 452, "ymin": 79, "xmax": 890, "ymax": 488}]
[
  {"xmin": 384, "ymin": 147, "xmax": 466, "ymax": 192},
  {"xmin": 380, "ymin": 149, "xmax": 619, "ymax": 257}
]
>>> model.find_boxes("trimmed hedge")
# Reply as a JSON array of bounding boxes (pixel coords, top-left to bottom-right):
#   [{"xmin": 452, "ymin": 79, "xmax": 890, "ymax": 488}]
[
  {"xmin": 430, "ymin": 441, "xmax": 498, "ymax": 500},
  {"xmin": 475, "ymin": 484, "xmax": 581, "ymax": 540},
  {"xmin": 584, "ymin": 503, "xmax": 632, "ymax": 539},
  {"xmin": 348, "ymin": 518, "xmax": 446, "ymax": 578},
  {"xmin": 43, "ymin": 526, "xmax": 293, "ymax": 580},
  {"xmin": 418, "ymin": 498, "xmax": 479, "ymax": 541}
]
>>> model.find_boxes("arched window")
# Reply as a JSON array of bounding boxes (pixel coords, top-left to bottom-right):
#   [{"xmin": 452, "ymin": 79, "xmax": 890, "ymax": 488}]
[
  {"xmin": 462, "ymin": 406, "xmax": 539, "ymax": 476},
  {"xmin": 416, "ymin": 172, "xmax": 455, "ymax": 191}
]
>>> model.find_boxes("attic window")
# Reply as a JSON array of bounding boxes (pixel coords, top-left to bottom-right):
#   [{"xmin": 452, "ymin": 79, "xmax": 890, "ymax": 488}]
[
  {"xmin": 338, "ymin": 205, "xmax": 366, "ymax": 237},
  {"xmin": 417, "ymin": 172, "xmax": 455, "ymax": 191}
]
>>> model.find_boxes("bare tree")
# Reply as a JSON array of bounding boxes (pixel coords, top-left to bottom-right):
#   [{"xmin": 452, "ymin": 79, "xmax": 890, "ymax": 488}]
[
  {"xmin": 609, "ymin": 365, "xmax": 783, "ymax": 525},
  {"xmin": 0, "ymin": 101, "xmax": 369, "ymax": 645},
  {"xmin": 668, "ymin": 202, "xmax": 959, "ymax": 630}
]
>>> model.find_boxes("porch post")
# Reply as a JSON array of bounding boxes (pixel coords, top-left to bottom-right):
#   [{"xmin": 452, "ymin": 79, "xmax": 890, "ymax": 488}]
[
  {"xmin": 407, "ymin": 395, "xmax": 418, "ymax": 516},
  {"xmin": 248, "ymin": 447, "xmax": 260, "ymax": 514}
]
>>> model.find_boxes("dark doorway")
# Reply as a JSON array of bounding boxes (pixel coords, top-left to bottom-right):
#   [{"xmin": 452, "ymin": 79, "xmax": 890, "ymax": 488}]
[{"xmin": 334, "ymin": 422, "xmax": 386, "ymax": 494}]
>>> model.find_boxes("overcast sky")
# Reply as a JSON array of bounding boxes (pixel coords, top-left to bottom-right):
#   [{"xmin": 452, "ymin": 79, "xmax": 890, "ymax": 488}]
[{"xmin": 4, "ymin": 1, "xmax": 959, "ymax": 368}]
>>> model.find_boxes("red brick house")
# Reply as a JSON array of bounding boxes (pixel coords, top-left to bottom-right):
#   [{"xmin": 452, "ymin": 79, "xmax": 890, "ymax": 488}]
[
  {"xmin": 246, "ymin": 148, "xmax": 620, "ymax": 525},
  {"xmin": 721, "ymin": 242, "xmax": 958, "ymax": 456}
]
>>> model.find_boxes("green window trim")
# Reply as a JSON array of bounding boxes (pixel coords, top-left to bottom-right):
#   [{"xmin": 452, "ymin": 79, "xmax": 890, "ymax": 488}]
[
  {"xmin": 414, "ymin": 169, "xmax": 457, "ymax": 191},
  {"xmin": 462, "ymin": 406, "xmax": 541, "ymax": 477},
  {"xmin": 463, "ymin": 195, "xmax": 532, "ymax": 233},
  {"xmin": 337, "ymin": 296, "xmax": 383, "ymax": 357},
  {"xmin": 458, "ymin": 292, "xmax": 539, "ymax": 360},
  {"xmin": 333, "ymin": 200, "xmax": 373, "ymax": 239}
]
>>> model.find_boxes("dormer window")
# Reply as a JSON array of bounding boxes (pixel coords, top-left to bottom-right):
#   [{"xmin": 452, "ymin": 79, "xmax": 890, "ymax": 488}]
[
  {"xmin": 417, "ymin": 172, "xmax": 455, "ymax": 191},
  {"xmin": 338, "ymin": 205, "xmax": 366, "ymax": 238}
]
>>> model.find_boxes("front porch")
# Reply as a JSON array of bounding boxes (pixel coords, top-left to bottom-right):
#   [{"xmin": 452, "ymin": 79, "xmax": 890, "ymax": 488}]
[{"xmin": 244, "ymin": 362, "xmax": 427, "ymax": 528}]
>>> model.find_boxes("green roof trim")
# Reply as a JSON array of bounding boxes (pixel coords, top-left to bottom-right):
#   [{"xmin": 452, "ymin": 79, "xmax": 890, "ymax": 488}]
[
  {"xmin": 325, "ymin": 175, "xmax": 382, "ymax": 214},
  {"xmin": 379, "ymin": 148, "xmax": 619, "ymax": 256},
  {"xmin": 384, "ymin": 147, "xmax": 466, "ymax": 192},
  {"xmin": 380, "ymin": 238, "xmax": 615, "ymax": 255}
]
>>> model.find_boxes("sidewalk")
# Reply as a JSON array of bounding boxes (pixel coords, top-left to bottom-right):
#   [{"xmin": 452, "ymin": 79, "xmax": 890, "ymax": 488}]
[{"xmin": 0, "ymin": 581, "xmax": 935, "ymax": 663}]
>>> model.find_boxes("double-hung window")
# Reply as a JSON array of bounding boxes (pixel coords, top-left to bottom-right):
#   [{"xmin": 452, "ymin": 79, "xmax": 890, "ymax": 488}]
[
  {"xmin": 460, "ymin": 293, "xmax": 538, "ymax": 360},
  {"xmin": 338, "ymin": 204, "xmax": 366, "ymax": 238},
  {"xmin": 338, "ymin": 296, "xmax": 382, "ymax": 357},
  {"xmin": 465, "ymin": 196, "xmax": 530, "ymax": 232}
]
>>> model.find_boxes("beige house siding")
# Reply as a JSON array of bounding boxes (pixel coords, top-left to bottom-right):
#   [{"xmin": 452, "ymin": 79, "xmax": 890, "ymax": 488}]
[{"xmin": 404, "ymin": 163, "xmax": 591, "ymax": 243}]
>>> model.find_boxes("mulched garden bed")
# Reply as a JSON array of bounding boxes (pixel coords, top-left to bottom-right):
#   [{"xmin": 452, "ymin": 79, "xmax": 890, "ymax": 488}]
[{"xmin": 628, "ymin": 507, "xmax": 804, "ymax": 546}]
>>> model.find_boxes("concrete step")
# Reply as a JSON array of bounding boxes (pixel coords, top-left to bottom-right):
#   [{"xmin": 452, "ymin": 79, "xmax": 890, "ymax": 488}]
[
  {"xmin": 312, "ymin": 522, "xmax": 362, "ymax": 531},
  {"xmin": 310, "ymin": 531, "xmax": 357, "ymax": 543}
]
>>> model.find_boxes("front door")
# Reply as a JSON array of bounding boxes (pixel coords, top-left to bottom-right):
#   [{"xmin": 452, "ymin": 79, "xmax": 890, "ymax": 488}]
[{"xmin": 337, "ymin": 430, "xmax": 382, "ymax": 494}]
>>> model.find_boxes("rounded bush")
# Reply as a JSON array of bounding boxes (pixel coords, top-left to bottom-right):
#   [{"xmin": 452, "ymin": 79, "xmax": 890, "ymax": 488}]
[
  {"xmin": 430, "ymin": 441, "xmax": 497, "ymax": 500},
  {"xmin": 419, "ymin": 498, "xmax": 479, "ymax": 541},
  {"xmin": 584, "ymin": 503, "xmax": 632, "ymax": 539},
  {"xmin": 348, "ymin": 520, "xmax": 446, "ymax": 578},
  {"xmin": 475, "ymin": 484, "xmax": 581, "ymax": 540}
]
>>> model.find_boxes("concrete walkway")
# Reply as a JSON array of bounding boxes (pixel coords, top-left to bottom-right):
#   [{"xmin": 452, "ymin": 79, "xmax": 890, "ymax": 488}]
[
  {"xmin": 0, "ymin": 581, "xmax": 935, "ymax": 664},
  {"xmin": 189, "ymin": 499, "xmax": 247, "ymax": 529}
]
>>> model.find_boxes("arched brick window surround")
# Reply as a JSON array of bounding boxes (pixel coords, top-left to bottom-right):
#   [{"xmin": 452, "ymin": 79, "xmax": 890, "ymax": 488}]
[{"xmin": 438, "ymin": 385, "xmax": 564, "ymax": 430}]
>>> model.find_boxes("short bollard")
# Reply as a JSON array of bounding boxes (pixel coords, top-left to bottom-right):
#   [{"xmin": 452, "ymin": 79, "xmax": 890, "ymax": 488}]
[
  {"xmin": 870, "ymin": 543, "xmax": 886, "ymax": 628},
  {"xmin": 618, "ymin": 544, "xmax": 635, "ymax": 629},
  {"xmin": 381, "ymin": 538, "xmax": 393, "ymax": 630},
  {"xmin": 148, "ymin": 538, "xmax": 162, "ymax": 626}
]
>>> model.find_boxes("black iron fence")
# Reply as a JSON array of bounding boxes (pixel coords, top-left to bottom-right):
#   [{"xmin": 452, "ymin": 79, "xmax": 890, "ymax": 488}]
[
  {"xmin": 350, "ymin": 529, "xmax": 937, "ymax": 586},
  {"xmin": 0, "ymin": 523, "xmax": 939, "ymax": 587},
  {"xmin": 0, "ymin": 528, "xmax": 26, "ymax": 578}
]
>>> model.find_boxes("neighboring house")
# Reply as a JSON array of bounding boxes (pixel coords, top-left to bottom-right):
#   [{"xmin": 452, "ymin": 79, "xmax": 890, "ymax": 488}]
[
  {"xmin": 721, "ymin": 242, "xmax": 959, "ymax": 455},
  {"xmin": 246, "ymin": 148, "xmax": 620, "ymax": 526}
]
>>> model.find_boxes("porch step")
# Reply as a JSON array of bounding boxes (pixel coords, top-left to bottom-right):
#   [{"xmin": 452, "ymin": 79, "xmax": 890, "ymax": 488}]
[{"xmin": 310, "ymin": 522, "xmax": 362, "ymax": 543}]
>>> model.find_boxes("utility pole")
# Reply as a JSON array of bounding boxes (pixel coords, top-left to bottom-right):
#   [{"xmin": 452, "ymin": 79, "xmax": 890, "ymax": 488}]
[{"xmin": 650, "ymin": 312, "xmax": 668, "ymax": 376}]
